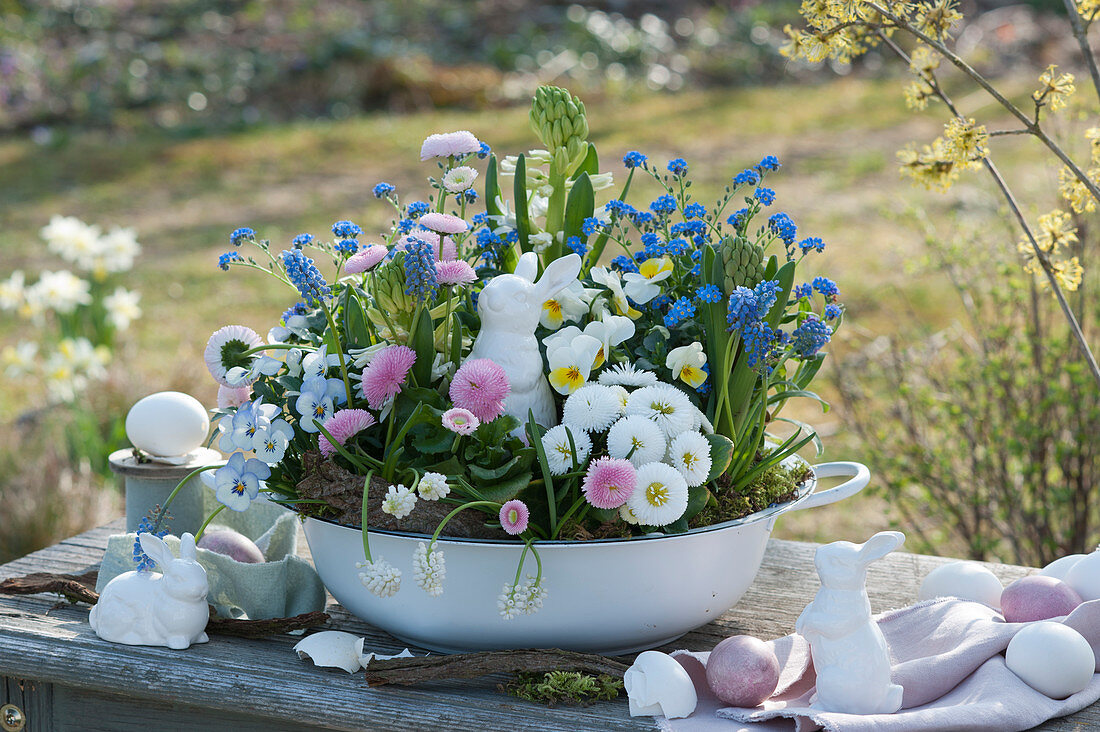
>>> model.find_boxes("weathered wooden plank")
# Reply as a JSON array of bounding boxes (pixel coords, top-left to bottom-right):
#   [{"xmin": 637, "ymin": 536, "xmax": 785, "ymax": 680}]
[
  {"xmin": 0, "ymin": 521, "xmax": 1096, "ymax": 732},
  {"xmin": 2, "ymin": 676, "xmax": 53, "ymax": 732}
]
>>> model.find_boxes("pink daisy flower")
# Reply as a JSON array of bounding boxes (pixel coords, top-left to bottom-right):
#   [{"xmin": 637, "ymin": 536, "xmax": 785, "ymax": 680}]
[
  {"xmin": 204, "ymin": 324, "xmax": 263, "ymax": 387},
  {"xmin": 217, "ymin": 384, "xmax": 252, "ymax": 408},
  {"xmin": 418, "ymin": 212, "xmax": 469, "ymax": 235},
  {"xmin": 345, "ymin": 245, "xmax": 388, "ymax": 274},
  {"xmin": 420, "ymin": 130, "xmax": 481, "ymax": 161},
  {"xmin": 499, "ymin": 499, "xmax": 529, "ymax": 535},
  {"xmin": 319, "ymin": 409, "xmax": 377, "ymax": 458},
  {"xmin": 360, "ymin": 345, "xmax": 416, "ymax": 409},
  {"xmin": 582, "ymin": 457, "xmax": 637, "ymax": 509},
  {"xmin": 435, "ymin": 260, "xmax": 477, "ymax": 286},
  {"xmin": 441, "ymin": 407, "xmax": 480, "ymax": 435},
  {"xmin": 450, "ymin": 358, "xmax": 510, "ymax": 422}
]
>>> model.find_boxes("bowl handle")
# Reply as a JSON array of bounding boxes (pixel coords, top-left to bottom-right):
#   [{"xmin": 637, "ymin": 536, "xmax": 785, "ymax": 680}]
[{"xmin": 791, "ymin": 461, "xmax": 870, "ymax": 512}]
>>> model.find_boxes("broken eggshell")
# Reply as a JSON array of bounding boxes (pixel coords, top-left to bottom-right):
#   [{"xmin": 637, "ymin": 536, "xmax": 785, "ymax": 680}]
[
  {"xmin": 294, "ymin": 631, "xmax": 364, "ymax": 673},
  {"xmin": 354, "ymin": 637, "xmax": 413, "ymax": 667},
  {"xmin": 624, "ymin": 650, "xmax": 698, "ymax": 719}
]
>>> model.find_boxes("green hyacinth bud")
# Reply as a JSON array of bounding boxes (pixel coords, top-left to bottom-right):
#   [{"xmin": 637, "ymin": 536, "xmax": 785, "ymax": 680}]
[
  {"xmin": 371, "ymin": 253, "xmax": 414, "ymax": 316},
  {"xmin": 719, "ymin": 235, "xmax": 766, "ymax": 294},
  {"xmin": 530, "ymin": 85, "xmax": 589, "ymax": 161}
]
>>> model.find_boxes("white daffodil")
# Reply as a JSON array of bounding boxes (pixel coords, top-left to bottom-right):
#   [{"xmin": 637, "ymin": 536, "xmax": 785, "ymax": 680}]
[
  {"xmin": 540, "ymin": 280, "xmax": 595, "ymax": 330},
  {"xmin": 622, "ymin": 257, "xmax": 674, "ymax": 305},
  {"xmin": 26, "ymin": 271, "xmax": 92, "ymax": 314},
  {"xmin": 666, "ymin": 342, "xmax": 708, "ymax": 389},
  {"xmin": 103, "ymin": 287, "xmax": 141, "ymax": 331},
  {"xmin": 40, "ymin": 216, "xmax": 101, "ymax": 269},
  {"xmin": 562, "ymin": 384, "xmax": 621, "ymax": 433},
  {"xmin": 628, "ymin": 462, "xmax": 689, "ymax": 526},
  {"xmin": 590, "ymin": 266, "xmax": 641, "ymax": 319},
  {"xmin": 1, "ymin": 342, "xmax": 37, "ymax": 377},
  {"xmin": 625, "ymin": 383, "xmax": 696, "ymax": 438},
  {"xmin": 582, "ymin": 313, "xmax": 635, "ymax": 369},
  {"xmin": 668, "ymin": 431, "xmax": 713, "ymax": 488},
  {"xmin": 56, "ymin": 337, "xmax": 109, "ymax": 380},
  {"xmin": 541, "ymin": 424, "xmax": 593, "ymax": 475},
  {"xmin": 606, "ymin": 415, "xmax": 667, "ymax": 467},
  {"xmin": 252, "ymin": 418, "xmax": 294, "ymax": 464},
  {"xmin": 0, "ymin": 271, "xmax": 24, "ymax": 311},
  {"xmin": 95, "ymin": 226, "xmax": 141, "ymax": 273},
  {"xmin": 546, "ymin": 333, "xmax": 602, "ymax": 395},
  {"xmin": 442, "ymin": 165, "xmax": 479, "ymax": 193}
]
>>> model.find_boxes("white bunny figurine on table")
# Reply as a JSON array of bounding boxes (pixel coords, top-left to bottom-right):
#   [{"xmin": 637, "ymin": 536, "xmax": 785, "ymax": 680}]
[
  {"xmin": 795, "ymin": 530, "xmax": 906, "ymax": 715},
  {"xmin": 467, "ymin": 251, "xmax": 582, "ymax": 428},
  {"xmin": 89, "ymin": 532, "xmax": 210, "ymax": 650}
]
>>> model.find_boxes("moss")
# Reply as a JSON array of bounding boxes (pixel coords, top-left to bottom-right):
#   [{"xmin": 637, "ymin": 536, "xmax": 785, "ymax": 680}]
[
  {"xmin": 690, "ymin": 453, "xmax": 811, "ymax": 529},
  {"xmin": 500, "ymin": 671, "xmax": 624, "ymax": 707}
]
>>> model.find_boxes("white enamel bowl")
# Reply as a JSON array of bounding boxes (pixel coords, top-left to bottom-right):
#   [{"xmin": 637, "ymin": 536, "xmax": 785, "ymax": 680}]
[{"xmin": 303, "ymin": 461, "xmax": 869, "ymax": 654}]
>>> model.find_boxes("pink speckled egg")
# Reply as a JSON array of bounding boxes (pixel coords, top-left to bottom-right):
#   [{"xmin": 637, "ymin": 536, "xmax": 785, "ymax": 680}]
[
  {"xmin": 1001, "ymin": 575, "xmax": 1082, "ymax": 623},
  {"xmin": 706, "ymin": 635, "xmax": 780, "ymax": 707}
]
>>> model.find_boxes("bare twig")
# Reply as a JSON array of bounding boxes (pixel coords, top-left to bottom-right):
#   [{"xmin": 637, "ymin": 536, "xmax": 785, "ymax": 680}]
[
  {"xmin": 1063, "ymin": 0, "xmax": 1100, "ymax": 107},
  {"xmin": 364, "ymin": 649, "xmax": 631, "ymax": 687}
]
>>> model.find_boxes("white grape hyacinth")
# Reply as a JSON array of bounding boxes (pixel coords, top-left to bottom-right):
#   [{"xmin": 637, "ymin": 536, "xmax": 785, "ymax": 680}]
[
  {"xmin": 541, "ymin": 424, "xmax": 592, "ymax": 475},
  {"xmin": 412, "ymin": 542, "xmax": 446, "ymax": 596},
  {"xmin": 381, "ymin": 484, "xmax": 417, "ymax": 519},
  {"xmin": 417, "ymin": 472, "xmax": 450, "ymax": 501},
  {"xmin": 358, "ymin": 557, "xmax": 402, "ymax": 597},
  {"xmin": 668, "ymin": 431, "xmax": 713, "ymax": 487},
  {"xmin": 498, "ymin": 577, "xmax": 549, "ymax": 620}
]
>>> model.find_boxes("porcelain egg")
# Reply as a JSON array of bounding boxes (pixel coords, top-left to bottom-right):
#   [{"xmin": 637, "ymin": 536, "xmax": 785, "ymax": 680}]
[
  {"xmin": 918, "ymin": 561, "xmax": 1003, "ymax": 608},
  {"xmin": 1006, "ymin": 622, "xmax": 1094, "ymax": 699},
  {"xmin": 1065, "ymin": 551, "xmax": 1100, "ymax": 601},
  {"xmin": 125, "ymin": 391, "xmax": 210, "ymax": 458},
  {"xmin": 1039, "ymin": 554, "xmax": 1087, "ymax": 582}
]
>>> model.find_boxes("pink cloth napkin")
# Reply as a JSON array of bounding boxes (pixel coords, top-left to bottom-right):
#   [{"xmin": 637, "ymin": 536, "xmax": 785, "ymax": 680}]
[{"xmin": 659, "ymin": 598, "xmax": 1100, "ymax": 732}]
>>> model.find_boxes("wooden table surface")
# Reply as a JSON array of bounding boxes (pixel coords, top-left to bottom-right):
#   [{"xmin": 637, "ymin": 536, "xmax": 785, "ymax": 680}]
[{"xmin": 0, "ymin": 520, "xmax": 1096, "ymax": 731}]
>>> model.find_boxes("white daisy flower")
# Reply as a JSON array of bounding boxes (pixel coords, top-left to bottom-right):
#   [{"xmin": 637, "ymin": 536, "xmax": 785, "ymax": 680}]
[
  {"xmin": 606, "ymin": 415, "xmax": 667, "ymax": 467},
  {"xmin": 381, "ymin": 484, "xmax": 417, "ymax": 519},
  {"xmin": 619, "ymin": 502, "xmax": 642, "ymax": 525},
  {"xmin": 625, "ymin": 383, "xmax": 696, "ymax": 438},
  {"xmin": 668, "ymin": 431, "xmax": 713, "ymax": 487},
  {"xmin": 562, "ymin": 384, "xmax": 621, "ymax": 433},
  {"xmin": 442, "ymin": 165, "xmax": 479, "ymax": 192},
  {"xmin": 541, "ymin": 424, "xmax": 592, "ymax": 475},
  {"xmin": 204, "ymin": 324, "xmax": 263, "ymax": 387},
  {"xmin": 598, "ymin": 362, "xmax": 658, "ymax": 388},
  {"xmin": 358, "ymin": 557, "xmax": 402, "ymax": 597},
  {"xmin": 412, "ymin": 542, "xmax": 446, "ymax": 596},
  {"xmin": 417, "ymin": 472, "xmax": 450, "ymax": 501},
  {"xmin": 608, "ymin": 384, "xmax": 630, "ymax": 413},
  {"xmin": 628, "ymin": 462, "xmax": 689, "ymax": 526}
]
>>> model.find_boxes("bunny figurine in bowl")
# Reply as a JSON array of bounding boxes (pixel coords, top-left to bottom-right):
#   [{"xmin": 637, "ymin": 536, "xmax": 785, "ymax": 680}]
[
  {"xmin": 467, "ymin": 251, "xmax": 582, "ymax": 429},
  {"xmin": 89, "ymin": 532, "xmax": 210, "ymax": 650},
  {"xmin": 795, "ymin": 530, "xmax": 906, "ymax": 715}
]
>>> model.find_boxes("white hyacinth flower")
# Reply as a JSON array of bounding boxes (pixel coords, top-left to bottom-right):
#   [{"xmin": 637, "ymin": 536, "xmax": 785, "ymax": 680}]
[
  {"xmin": 562, "ymin": 384, "xmax": 621, "ymax": 434},
  {"xmin": 381, "ymin": 484, "xmax": 417, "ymax": 519},
  {"xmin": 628, "ymin": 462, "xmax": 690, "ymax": 526},
  {"xmin": 668, "ymin": 431, "xmax": 713, "ymax": 488},
  {"xmin": 417, "ymin": 472, "xmax": 450, "ymax": 501},
  {"xmin": 412, "ymin": 542, "xmax": 446, "ymax": 596},
  {"xmin": 598, "ymin": 362, "xmax": 657, "ymax": 388},
  {"xmin": 625, "ymin": 383, "xmax": 696, "ymax": 438},
  {"xmin": 540, "ymin": 424, "xmax": 592, "ymax": 475},
  {"xmin": 606, "ymin": 415, "xmax": 666, "ymax": 467},
  {"xmin": 358, "ymin": 557, "xmax": 402, "ymax": 597},
  {"xmin": 442, "ymin": 165, "xmax": 479, "ymax": 192}
]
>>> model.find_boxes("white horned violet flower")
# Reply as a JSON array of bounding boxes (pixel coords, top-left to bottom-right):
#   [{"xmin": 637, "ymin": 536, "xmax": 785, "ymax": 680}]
[
  {"xmin": 357, "ymin": 557, "xmax": 402, "ymax": 598},
  {"xmin": 412, "ymin": 542, "xmax": 446, "ymax": 596},
  {"xmin": 381, "ymin": 484, "xmax": 417, "ymax": 519},
  {"xmin": 546, "ymin": 333, "xmax": 602, "ymax": 394},
  {"xmin": 666, "ymin": 342, "xmax": 708, "ymax": 389}
]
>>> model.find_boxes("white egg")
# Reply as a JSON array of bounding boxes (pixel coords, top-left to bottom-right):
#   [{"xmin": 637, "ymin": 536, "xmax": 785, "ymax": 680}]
[
  {"xmin": 1006, "ymin": 622, "xmax": 1095, "ymax": 699},
  {"xmin": 624, "ymin": 651, "xmax": 698, "ymax": 719},
  {"xmin": 918, "ymin": 561, "xmax": 1003, "ymax": 609},
  {"xmin": 1040, "ymin": 554, "xmax": 1087, "ymax": 582},
  {"xmin": 125, "ymin": 391, "xmax": 210, "ymax": 458},
  {"xmin": 1065, "ymin": 551, "xmax": 1100, "ymax": 601}
]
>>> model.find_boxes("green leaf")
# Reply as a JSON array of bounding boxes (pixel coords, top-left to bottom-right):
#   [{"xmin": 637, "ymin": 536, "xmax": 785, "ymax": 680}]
[
  {"xmin": 563, "ymin": 172, "xmax": 595, "ymax": 242},
  {"xmin": 704, "ymin": 433, "xmax": 735, "ymax": 483},
  {"xmin": 583, "ymin": 167, "xmax": 634, "ymax": 274},
  {"xmin": 767, "ymin": 389, "xmax": 830, "ymax": 412},
  {"xmin": 411, "ymin": 423, "xmax": 455, "ymax": 454},
  {"xmin": 684, "ymin": 484, "xmax": 712, "ymax": 522},
  {"xmin": 471, "ymin": 470, "xmax": 532, "ymax": 503},
  {"xmin": 345, "ymin": 295, "xmax": 371, "ymax": 348},
  {"xmin": 409, "ymin": 309, "xmax": 434, "ymax": 386},
  {"xmin": 514, "ymin": 154, "xmax": 532, "ymax": 254},
  {"xmin": 485, "ymin": 155, "xmax": 502, "ymax": 217},
  {"xmin": 772, "ymin": 417, "xmax": 824, "ymax": 456},
  {"xmin": 571, "ymin": 144, "xmax": 599, "ymax": 179},
  {"xmin": 468, "ymin": 453, "xmax": 528, "ymax": 482}
]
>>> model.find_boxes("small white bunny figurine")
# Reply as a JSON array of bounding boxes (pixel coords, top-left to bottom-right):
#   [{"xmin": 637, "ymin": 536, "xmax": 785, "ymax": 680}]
[
  {"xmin": 795, "ymin": 530, "xmax": 906, "ymax": 715},
  {"xmin": 89, "ymin": 532, "xmax": 210, "ymax": 650},
  {"xmin": 467, "ymin": 251, "xmax": 582, "ymax": 428}
]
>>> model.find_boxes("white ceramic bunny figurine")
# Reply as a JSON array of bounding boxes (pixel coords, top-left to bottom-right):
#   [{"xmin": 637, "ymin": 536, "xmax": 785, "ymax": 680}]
[
  {"xmin": 467, "ymin": 251, "xmax": 582, "ymax": 428},
  {"xmin": 795, "ymin": 530, "xmax": 906, "ymax": 715},
  {"xmin": 89, "ymin": 532, "xmax": 210, "ymax": 650}
]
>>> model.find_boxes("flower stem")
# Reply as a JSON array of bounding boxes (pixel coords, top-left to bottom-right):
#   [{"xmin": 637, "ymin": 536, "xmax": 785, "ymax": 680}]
[
  {"xmin": 321, "ymin": 302, "xmax": 355, "ymax": 405},
  {"xmin": 151, "ymin": 464, "xmax": 222, "ymax": 533},
  {"xmin": 193, "ymin": 504, "xmax": 227, "ymax": 542},
  {"xmin": 430, "ymin": 500, "xmax": 500, "ymax": 544},
  {"xmin": 360, "ymin": 469, "xmax": 375, "ymax": 562}
]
